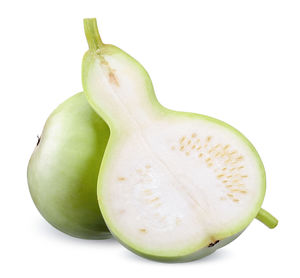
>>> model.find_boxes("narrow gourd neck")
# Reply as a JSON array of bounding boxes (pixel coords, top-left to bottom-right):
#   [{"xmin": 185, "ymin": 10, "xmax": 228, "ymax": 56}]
[
  {"xmin": 82, "ymin": 18, "xmax": 165, "ymax": 134},
  {"xmin": 84, "ymin": 18, "xmax": 103, "ymax": 51}
]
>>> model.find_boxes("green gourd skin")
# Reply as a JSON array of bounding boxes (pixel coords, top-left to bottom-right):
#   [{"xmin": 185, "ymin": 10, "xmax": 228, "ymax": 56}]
[
  {"xmin": 82, "ymin": 18, "xmax": 278, "ymax": 261},
  {"xmin": 27, "ymin": 92, "xmax": 111, "ymax": 239}
]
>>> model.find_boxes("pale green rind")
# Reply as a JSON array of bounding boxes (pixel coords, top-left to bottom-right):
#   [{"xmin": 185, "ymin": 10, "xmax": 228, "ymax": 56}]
[
  {"xmin": 27, "ymin": 93, "xmax": 111, "ymax": 239},
  {"xmin": 125, "ymin": 231, "xmax": 243, "ymax": 263}
]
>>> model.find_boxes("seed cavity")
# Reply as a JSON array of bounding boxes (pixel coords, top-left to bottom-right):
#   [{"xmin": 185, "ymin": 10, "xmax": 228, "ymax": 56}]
[
  {"xmin": 176, "ymin": 217, "xmax": 182, "ymax": 225},
  {"xmin": 215, "ymin": 152, "xmax": 221, "ymax": 157},
  {"xmin": 99, "ymin": 54, "xmax": 108, "ymax": 63},
  {"xmin": 99, "ymin": 56, "xmax": 120, "ymax": 86},
  {"xmin": 150, "ymin": 197, "xmax": 159, "ymax": 203},
  {"xmin": 144, "ymin": 189, "xmax": 152, "ymax": 195},
  {"xmin": 174, "ymin": 134, "xmax": 248, "ymax": 203},
  {"xmin": 139, "ymin": 228, "xmax": 147, "ymax": 233},
  {"xmin": 118, "ymin": 177, "xmax": 126, "ymax": 181},
  {"xmin": 109, "ymin": 71, "xmax": 119, "ymax": 86}
]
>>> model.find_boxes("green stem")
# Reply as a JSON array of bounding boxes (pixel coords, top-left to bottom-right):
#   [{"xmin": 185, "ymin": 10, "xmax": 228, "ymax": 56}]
[
  {"xmin": 256, "ymin": 208, "xmax": 278, "ymax": 229},
  {"xmin": 84, "ymin": 18, "xmax": 103, "ymax": 50}
]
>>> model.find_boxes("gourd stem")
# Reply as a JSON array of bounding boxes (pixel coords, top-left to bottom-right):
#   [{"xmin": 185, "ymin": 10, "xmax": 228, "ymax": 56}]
[
  {"xmin": 84, "ymin": 18, "xmax": 103, "ymax": 50},
  {"xmin": 256, "ymin": 208, "xmax": 278, "ymax": 228}
]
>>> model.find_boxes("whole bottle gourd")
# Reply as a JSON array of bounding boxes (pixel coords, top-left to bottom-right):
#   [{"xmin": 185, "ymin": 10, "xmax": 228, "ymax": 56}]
[{"xmin": 27, "ymin": 93, "xmax": 110, "ymax": 239}]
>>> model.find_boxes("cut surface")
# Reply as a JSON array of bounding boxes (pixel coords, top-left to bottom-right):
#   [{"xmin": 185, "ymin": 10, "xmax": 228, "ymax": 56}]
[
  {"xmin": 82, "ymin": 18, "xmax": 273, "ymax": 260},
  {"xmin": 99, "ymin": 115, "xmax": 265, "ymax": 256},
  {"xmin": 83, "ymin": 47, "xmax": 265, "ymax": 255}
]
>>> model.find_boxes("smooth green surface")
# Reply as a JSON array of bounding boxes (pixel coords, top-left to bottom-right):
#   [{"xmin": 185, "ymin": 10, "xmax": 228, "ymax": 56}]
[{"xmin": 27, "ymin": 93, "xmax": 111, "ymax": 239}]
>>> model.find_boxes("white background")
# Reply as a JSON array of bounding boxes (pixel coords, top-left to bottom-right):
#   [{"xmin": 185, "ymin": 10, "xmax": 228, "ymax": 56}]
[{"xmin": 1, "ymin": 0, "xmax": 299, "ymax": 277}]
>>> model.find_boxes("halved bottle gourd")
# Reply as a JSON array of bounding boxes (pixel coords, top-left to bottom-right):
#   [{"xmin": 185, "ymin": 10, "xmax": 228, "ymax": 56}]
[{"xmin": 82, "ymin": 18, "xmax": 278, "ymax": 262}]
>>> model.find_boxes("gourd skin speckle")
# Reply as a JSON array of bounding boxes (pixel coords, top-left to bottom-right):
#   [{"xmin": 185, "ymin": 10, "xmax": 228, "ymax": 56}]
[{"xmin": 27, "ymin": 92, "xmax": 111, "ymax": 239}]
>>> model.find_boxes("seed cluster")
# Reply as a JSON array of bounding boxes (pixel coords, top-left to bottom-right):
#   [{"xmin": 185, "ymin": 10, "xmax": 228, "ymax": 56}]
[
  {"xmin": 98, "ymin": 54, "xmax": 120, "ymax": 86},
  {"xmin": 138, "ymin": 166, "xmax": 162, "ymax": 209},
  {"xmin": 118, "ymin": 164, "xmax": 165, "ymax": 232},
  {"xmin": 171, "ymin": 133, "xmax": 248, "ymax": 203}
]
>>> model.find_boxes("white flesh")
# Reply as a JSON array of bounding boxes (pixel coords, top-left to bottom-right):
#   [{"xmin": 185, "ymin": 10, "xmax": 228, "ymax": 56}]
[{"xmin": 100, "ymin": 119, "xmax": 263, "ymax": 255}]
